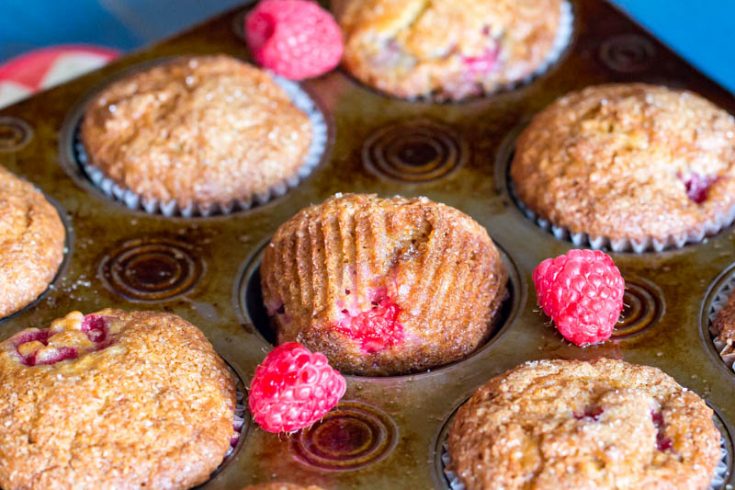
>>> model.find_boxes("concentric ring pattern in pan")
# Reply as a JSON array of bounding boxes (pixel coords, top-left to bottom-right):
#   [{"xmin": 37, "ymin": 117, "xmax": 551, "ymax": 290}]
[{"xmin": 0, "ymin": 0, "xmax": 734, "ymax": 488}]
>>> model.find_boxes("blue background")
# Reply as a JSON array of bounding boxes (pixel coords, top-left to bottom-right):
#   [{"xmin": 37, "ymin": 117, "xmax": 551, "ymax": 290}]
[{"xmin": 0, "ymin": 0, "xmax": 733, "ymax": 93}]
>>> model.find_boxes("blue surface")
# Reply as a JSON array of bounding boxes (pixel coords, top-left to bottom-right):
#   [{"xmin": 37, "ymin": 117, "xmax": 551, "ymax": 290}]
[{"xmin": 0, "ymin": 0, "xmax": 733, "ymax": 93}]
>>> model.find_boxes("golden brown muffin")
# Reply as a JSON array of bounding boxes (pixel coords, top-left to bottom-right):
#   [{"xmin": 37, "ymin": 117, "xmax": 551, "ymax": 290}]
[
  {"xmin": 261, "ymin": 193, "xmax": 508, "ymax": 376},
  {"xmin": 242, "ymin": 484, "xmax": 323, "ymax": 490},
  {"xmin": 711, "ymin": 291, "xmax": 735, "ymax": 366},
  {"xmin": 0, "ymin": 309, "xmax": 236, "ymax": 489},
  {"xmin": 338, "ymin": 0, "xmax": 567, "ymax": 100},
  {"xmin": 511, "ymin": 83, "xmax": 735, "ymax": 248},
  {"xmin": 81, "ymin": 55, "xmax": 313, "ymax": 211},
  {"xmin": 0, "ymin": 165, "xmax": 64, "ymax": 319},
  {"xmin": 448, "ymin": 358, "xmax": 722, "ymax": 490}
]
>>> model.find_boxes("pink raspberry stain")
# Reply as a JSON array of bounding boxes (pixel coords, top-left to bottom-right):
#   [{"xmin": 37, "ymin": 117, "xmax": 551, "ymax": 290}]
[
  {"xmin": 678, "ymin": 172, "xmax": 717, "ymax": 204},
  {"xmin": 13, "ymin": 315, "xmax": 111, "ymax": 366},
  {"xmin": 335, "ymin": 288, "xmax": 404, "ymax": 354},
  {"xmin": 462, "ymin": 46, "xmax": 499, "ymax": 75},
  {"xmin": 651, "ymin": 410, "xmax": 673, "ymax": 451},
  {"xmin": 574, "ymin": 405, "xmax": 604, "ymax": 421}
]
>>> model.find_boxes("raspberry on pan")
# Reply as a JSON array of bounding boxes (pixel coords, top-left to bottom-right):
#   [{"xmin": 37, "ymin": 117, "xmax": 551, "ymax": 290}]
[
  {"xmin": 248, "ymin": 342, "xmax": 347, "ymax": 433},
  {"xmin": 245, "ymin": 0, "xmax": 344, "ymax": 80},
  {"xmin": 532, "ymin": 249, "xmax": 625, "ymax": 346}
]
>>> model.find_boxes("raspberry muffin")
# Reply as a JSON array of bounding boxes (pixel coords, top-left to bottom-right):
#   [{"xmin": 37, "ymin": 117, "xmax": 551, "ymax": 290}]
[
  {"xmin": 711, "ymin": 291, "xmax": 735, "ymax": 367},
  {"xmin": 0, "ymin": 309, "xmax": 236, "ymax": 489},
  {"xmin": 448, "ymin": 358, "xmax": 722, "ymax": 490},
  {"xmin": 81, "ymin": 55, "xmax": 314, "ymax": 213},
  {"xmin": 511, "ymin": 83, "xmax": 735, "ymax": 250},
  {"xmin": 243, "ymin": 484, "xmax": 322, "ymax": 490},
  {"xmin": 338, "ymin": 0, "xmax": 569, "ymax": 100},
  {"xmin": 261, "ymin": 193, "xmax": 508, "ymax": 376},
  {"xmin": 0, "ymin": 166, "xmax": 65, "ymax": 319}
]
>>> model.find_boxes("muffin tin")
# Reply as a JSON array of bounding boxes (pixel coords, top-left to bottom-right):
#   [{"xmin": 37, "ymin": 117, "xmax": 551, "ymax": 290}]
[{"xmin": 0, "ymin": 0, "xmax": 734, "ymax": 488}]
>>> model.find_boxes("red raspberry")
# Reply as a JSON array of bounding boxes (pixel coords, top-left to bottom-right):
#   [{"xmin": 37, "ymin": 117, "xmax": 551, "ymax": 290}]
[
  {"xmin": 678, "ymin": 172, "xmax": 716, "ymax": 204},
  {"xmin": 533, "ymin": 249, "xmax": 624, "ymax": 346},
  {"xmin": 335, "ymin": 289, "xmax": 404, "ymax": 354},
  {"xmin": 248, "ymin": 342, "xmax": 346, "ymax": 433},
  {"xmin": 245, "ymin": 0, "xmax": 343, "ymax": 80}
]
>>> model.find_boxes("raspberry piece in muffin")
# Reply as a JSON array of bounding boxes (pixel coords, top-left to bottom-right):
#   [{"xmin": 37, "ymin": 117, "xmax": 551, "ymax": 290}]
[
  {"xmin": 261, "ymin": 194, "xmax": 508, "ymax": 376},
  {"xmin": 511, "ymin": 83, "xmax": 735, "ymax": 248},
  {"xmin": 533, "ymin": 249, "xmax": 625, "ymax": 346},
  {"xmin": 0, "ymin": 309, "xmax": 236, "ymax": 490},
  {"xmin": 338, "ymin": 0, "xmax": 568, "ymax": 100},
  {"xmin": 245, "ymin": 0, "xmax": 343, "ymax": 80},
  {"xmin": 448, "ymin": 358, "xmax": 722, "ymax": 490}
]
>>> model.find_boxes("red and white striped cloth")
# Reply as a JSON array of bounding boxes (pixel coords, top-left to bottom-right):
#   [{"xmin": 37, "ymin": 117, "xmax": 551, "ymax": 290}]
[{"xmin": 0, "ymin": 45, "xmax": 118, "ymax": 108}]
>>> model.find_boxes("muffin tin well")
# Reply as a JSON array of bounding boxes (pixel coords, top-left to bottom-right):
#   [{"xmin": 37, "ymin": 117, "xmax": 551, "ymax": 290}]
[{"xmin": 0, "ymin": 0, "xmax": 734, "ymax": 488}]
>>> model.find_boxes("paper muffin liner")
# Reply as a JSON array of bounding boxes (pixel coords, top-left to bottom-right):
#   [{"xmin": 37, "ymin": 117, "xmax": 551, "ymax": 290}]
[
  {"xmin": 74, "ymin": 75, "xmax": 328, "ymax": 217},
  {"xmin": 227, "ymin": 375, "xmax": 247, "ymax": 458},
  {"xmin": 508, "ymin": 180, "xmax": 735, "ymax": 253},
  {"xmin": 706, "ymin": 276, "xmax": 735, "ymax": 372},
  {"xmin": 440, "ymin": 436, "xmax": 730, "ymax": 490}
]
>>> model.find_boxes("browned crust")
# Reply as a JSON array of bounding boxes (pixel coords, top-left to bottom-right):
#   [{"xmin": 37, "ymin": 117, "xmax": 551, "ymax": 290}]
[
  {"xmin": 511, "ymin": 83, "xmax": 735, "ymax": 242},
  {"xmin": 448, "ymin": 358, "xmax": 722, "ymax": 490},
  {"xmin": 81, "ymin": 55, "xmax": 312, "ymax": 208},
  {"xmin": 712, "ymin": 292, "xmax": 735, "ymax": 360},
  {"xmin": 242, "ymin": 484, "xmax": 323, "ymax": 490},
  {"xmin": 261, "ymin": 193, "xmax": 508, "ymax": 376},
  {"xmin": 0, "ymin": 166, "xmax": 65, "ymax": 319},
  {"xmin": 338, "ymin": 0, "xmax": 562, "ymax": 99},
  {"xmin": 0, "ymin": 309, "xmax": 236, "ymax": 490}
]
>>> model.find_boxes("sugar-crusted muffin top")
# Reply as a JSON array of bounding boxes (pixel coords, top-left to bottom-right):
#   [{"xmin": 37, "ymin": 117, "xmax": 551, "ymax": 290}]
[
  {"xmin": 448, "ymin": 358, "xmax": 721, "ymax": 490},
  {"xmin": 338, "ymin": 0, "xmax": 564, "ymax": 99},
  {"xmin": 0, "ymin": 165, "xmax": 65, "ymax": 319},
  {"xmin": 511, "ymin": 83, "xmax": 735, "ymax": 242},
  {"xmin": 0, "ymin": 309, "xmax": 236, "ymax": 490},
  {"xmin": 712, "ymin": 291, "xmax": 735, "ymax": 363},
  {"xmin": 81, "ymin": 55, "xmax": 312, "ymax": 209}
]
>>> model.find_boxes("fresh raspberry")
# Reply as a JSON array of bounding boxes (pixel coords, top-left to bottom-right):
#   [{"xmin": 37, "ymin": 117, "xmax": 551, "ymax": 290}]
[
  {"xmin": 533, "ymin": 249, "xmax": 625, "ymax": 346},
  {"xmin": 335, "ymin": 289, "xmax": 404, "ymax": 354},
  {"xmin": 245, "ymin": 0, "xmax": 343, "ymax": 80},
  {"xmin": 248, "ymin": 342, "xmax": 346, "ymax": 433},
  {"xmin": 573, "ymin": 406, "xmax": 604, "ymax": 421},
  {"xmin": 678, "ymin": 172, "xmax": 717, "ymax": 204}
]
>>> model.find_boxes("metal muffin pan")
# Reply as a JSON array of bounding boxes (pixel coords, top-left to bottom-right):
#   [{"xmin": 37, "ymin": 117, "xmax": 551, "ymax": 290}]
[{"xmin": 1, "ymin": 0, "xmax": 734, "ymax": 488}]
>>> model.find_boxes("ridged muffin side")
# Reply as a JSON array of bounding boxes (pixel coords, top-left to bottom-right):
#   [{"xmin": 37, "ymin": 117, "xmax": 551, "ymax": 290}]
[{"xmin": 261, "ymin": 194, "xmax": 507, "ymax": 375}]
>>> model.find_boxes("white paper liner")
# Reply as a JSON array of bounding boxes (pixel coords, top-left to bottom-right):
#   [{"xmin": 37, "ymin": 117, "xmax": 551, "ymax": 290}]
[
  {"xmin": 508, "ymin": 179, "xmax": 735, "ymax": 253},
  {"xmin": 440, "ymin": 435, "xmax": 730, "ymax": 490},
  {"xmin": 706, "ymin": 275, "xmax": 735, "ymax": 372},
  {"xmin": 74, "ymin": 75, "xmax": 328, "ymax": 217}
]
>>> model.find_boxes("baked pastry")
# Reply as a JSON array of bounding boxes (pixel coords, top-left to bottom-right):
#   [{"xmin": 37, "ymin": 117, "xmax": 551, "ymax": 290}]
[
  {"xmin": 338, "ymin": 0, "xmax": 568, "ymax": 100},
  {"xmin": 242, "ymin": 484, "xmax": 322, "ymax": 490},
  {"xmin": 511, "ymin": 83, "xmax": 735, "ymax": 249},
  {"xmin": 0, "ymin": 165, "xmax": 64, "ymax": 319},
  {"xmin": 711, "ymin": 290, "xmax": 735, "ymax": 366},
  {"xmin": 448, "ymin": 358, "xmax": 722, "ymax": 490},
  {"xmin": 0, "ymin": 309, "xmax": 236, "ymax": 489},
  {"xmin": 261, "ymin": 193, "xmax": 508, "ymax": 376},
  {"xmin": 81, "ymin": 55, "xmax": 313, "ymax": 212}
]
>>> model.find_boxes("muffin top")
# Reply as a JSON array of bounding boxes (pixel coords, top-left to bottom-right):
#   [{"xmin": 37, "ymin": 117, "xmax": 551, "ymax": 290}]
[
  {"xmin": 338, "ymin": 0, "xmax": 564, "ymax": 99},
  {"xmin": 0, "ymin": 166, "xmax": 65, "ymax": 319},
  {"xmin": 81, "ymin": 55, "xmax": 312, "ymax": 209},
  {"xmin": 261, "ymin": 193, "xmax": 507, "ymax": 375},
  {"xmin": 0, "ymin": 309, "xmax": 236, "ymax": 490},
  {"xmin": 448, "ymin": 358, "xmax": 721, "ymax": 490},
  {"xmin": 511, "ymin": 83, "xmax": 735, "ymax": 242}
]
